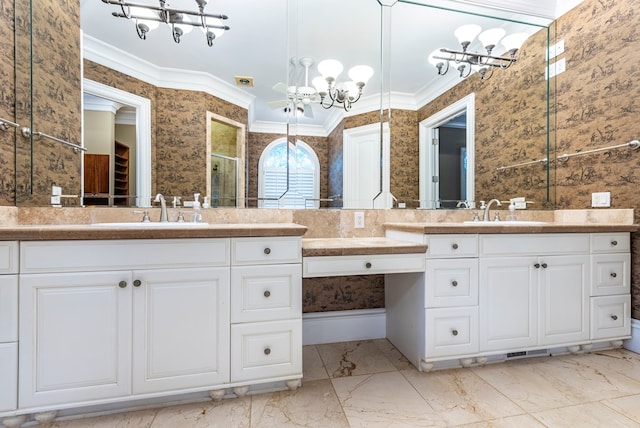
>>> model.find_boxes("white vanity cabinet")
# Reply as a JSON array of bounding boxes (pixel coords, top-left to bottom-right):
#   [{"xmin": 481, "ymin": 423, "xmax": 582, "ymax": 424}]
[
  {"xmin": 18, "ymin": 239, "xmax": 231, "ymax": 409},
  {"xmin": 385, "ymin": 231, "xmax": 632, "ymax": 371},
  {"xmin": 0, "ymin": 242, "xmax": 18, "ymax": 413},
  {"xmin": 230, "ymin": 237, "xmax": 302, "ymax": 388}
]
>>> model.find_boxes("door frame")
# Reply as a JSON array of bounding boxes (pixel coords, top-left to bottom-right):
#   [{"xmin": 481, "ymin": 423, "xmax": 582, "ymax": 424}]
[{"xmin": 419, "ymin": 93, "xmax": 475, "ymax": 209}]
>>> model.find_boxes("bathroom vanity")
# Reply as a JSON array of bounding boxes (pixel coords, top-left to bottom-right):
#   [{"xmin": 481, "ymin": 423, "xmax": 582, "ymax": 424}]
[{"xmin": 385, "ymin": 223, "xmax": 635, "ymax": 371}]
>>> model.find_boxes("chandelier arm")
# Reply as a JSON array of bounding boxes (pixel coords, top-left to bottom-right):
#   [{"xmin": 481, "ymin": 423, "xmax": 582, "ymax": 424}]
[
  {"xmin": 439, "ymin": 47, "xmax": 516, "ymax": 66},
  {"xmin": 102, "ymin": 0, "xmax": 228, "ymax": 20},
  {"xmin": 318, "ymin": 94, "xmax": 335, "ymax": 110},
  {"xmin": 117, "ymin": 0, "xmax": 131, "ymax": 18},
  {"xmin": 135, "ymin": 19, "xmax": 147, "ymax": 39},
  {"xmin": 481, "ymin": 67, "xmax": 495, "ymax": 80},
  {"xmin": 112, "ymin": 12, "xmax": 229, "ymax": 30}
]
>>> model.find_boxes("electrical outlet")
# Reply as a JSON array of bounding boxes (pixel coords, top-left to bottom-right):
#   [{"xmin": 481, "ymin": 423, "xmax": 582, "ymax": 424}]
[
  {"xmin": 591, "ymin": 192, "xmax": 611, "ymax": 208},
  {"xmin": 354, "ymin": 211, "xmax": 365, "ymax": 229},
  {"xmin": 51, "ymin": 186, "xmax": 62, "ymax": 196}
]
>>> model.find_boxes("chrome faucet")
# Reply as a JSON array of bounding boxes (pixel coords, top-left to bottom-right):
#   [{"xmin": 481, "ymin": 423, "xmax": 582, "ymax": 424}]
[
  {"xmin": 483, "ymin": 198, "xmax": 502, "ymax": 221},
  {"xmin": 154, "ymin": 193, "xmax": 168, "ymax": 222}
]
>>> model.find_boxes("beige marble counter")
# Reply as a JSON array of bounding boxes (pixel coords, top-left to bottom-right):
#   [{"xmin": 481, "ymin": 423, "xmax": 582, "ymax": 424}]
[
  {"xmin": 384, "ymin": 222, "xmax": 639, "ymax": 234},
  {"xmin": 0, "ymin": 223, "xmax": 308, "ymax": 241},
  {"xmin": 302, "ymin": 237, "xmax": 427, "ymax": 257}
]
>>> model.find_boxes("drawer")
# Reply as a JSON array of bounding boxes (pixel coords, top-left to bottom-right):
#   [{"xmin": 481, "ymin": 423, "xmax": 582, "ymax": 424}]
[
  {"xmin": 480, "ymin": 234, "xmax": 589, "ymax": 257},
  {"xmin": 0, "ymin": 276, "xmax": 18, "ymax": 342},
  {"xmin": 425, "ymin": 307, "xmax": 478, "ymax": 358},
  {"xmin": 591, "ymin": 233, "xmax": 630, "ymax": 253},
  {"xmin": 591, "ymin": 254, "xmax": 630, "ymax": 296},
  {"xmin": 426, "ymin": 235, "xmax": 477, "ymax": 258},
  {"xmin": 0, "ymin": 242, "xmax": 18, "ymax": 274},
  {"xmin": 303, "ymin": 253, "xmax": 425, "ymax": 278},
  {"xmin": 425, "ymin": 259, "xmax": 478, "ymax": 308},
  {"xmin": 20, "ymin": 239, "xmax": 230, "ymax": 273},
  {"xmin": 0, "ymin": 342, "xmax": 17, "ymax": 412},
  {"xmin": 231, "ymin": 264, "xmax": 302, "ymax": 323},
  {"xmin": 590, "ymin": 295, "xmax": 631, "ymax": 340},
  {"xmin": 231, "ymin": 319, "xmax": 302, "ymax": 382},
  {"xmin": 232, "ymin": 237, "xmax": 301, "ymax": 266}
]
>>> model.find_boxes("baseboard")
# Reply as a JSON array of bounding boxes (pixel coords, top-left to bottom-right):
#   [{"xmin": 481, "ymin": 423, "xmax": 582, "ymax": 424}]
[
  {"xmin": 624, "ymin": 318, "xmax": 640, "ymax": 354},
  {"xmin": 302, "ymin": 309, "xmax": 386, "ymax": 345}
]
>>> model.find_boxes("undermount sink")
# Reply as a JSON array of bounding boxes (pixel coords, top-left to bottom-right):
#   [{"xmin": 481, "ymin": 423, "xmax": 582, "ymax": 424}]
[
  {"xmin": 462, "ymin": 221, "xmax": 549, "ymax": 226},
  {"xmin": 91, "ymin": 222, "xmax": 209, "ymax": 228}
]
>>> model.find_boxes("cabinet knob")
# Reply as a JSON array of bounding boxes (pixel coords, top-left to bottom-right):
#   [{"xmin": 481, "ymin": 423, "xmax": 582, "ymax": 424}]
[
  {"xmin": 541, "ymin": 263, "xmax": 548, "ymax": 269},
  {"xmin": 611, "ymin": 314, "xmax": 618, "ymax": 321},
  {"xmin": 264, "ymin": 347, "xmax": 271, "ymax": 355},
  {"xmin": 118, "ymin": 281, "xmax": 127, "ymax": 288},
  {"xmin": 534, "ymin": 263, "xmax": 541, "ymax": 269},
  {"xmin": 611, "ymin": 240, "xmax": 618, "ymax": 246},
  {"xmin": 610, "ymin": 272, "xmax": 618, "ymax": 278},
  {"xmin": 451, "ymin": 329, "xmax": 459, "ymax": 336},
  {"xmin": 365, "ymin": 262, "xmax": 372, "ymax": 269},
  {"xmin": 264, "ymin": 290, "xmax": 271, "ymax": 298},
  {"xmin": 133, "ymin": 279, "xmax": 142, "ymax": 287},
  {"xmin": 451, "ymin": 243, "xmax": 459, "ymax": 250},
  {"xmin": 451, "ymin": 280, "xmax": 458, "ymax": 287},
  {"xmin": 263, "ymin": 247, "xmax": 271, "ymax": 255}
]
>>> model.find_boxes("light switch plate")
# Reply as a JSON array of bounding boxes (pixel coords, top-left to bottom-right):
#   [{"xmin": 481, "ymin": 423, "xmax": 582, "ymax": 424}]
[{"xmin": 591, "ymin": 192, "xmax": 611, "ymax": 207}]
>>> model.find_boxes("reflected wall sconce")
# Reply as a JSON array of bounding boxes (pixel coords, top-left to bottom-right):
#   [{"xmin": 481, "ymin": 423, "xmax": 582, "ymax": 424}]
[
  {"xmin": 102, "ymin": 0, "xmax": 230, "ymax": 46},
  {"xmin": 312, "ymin": 60, "xmax": 374, "ymax": 112},
  {"xmin": 429, "ymin": 24, "xmax": 529, "ymax": 80}
]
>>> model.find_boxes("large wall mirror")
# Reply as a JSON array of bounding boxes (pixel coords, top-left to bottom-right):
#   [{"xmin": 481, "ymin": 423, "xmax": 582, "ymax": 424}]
[{"xmin": 10, "ymin": 0, "xmax": 554, "ymax": 209}]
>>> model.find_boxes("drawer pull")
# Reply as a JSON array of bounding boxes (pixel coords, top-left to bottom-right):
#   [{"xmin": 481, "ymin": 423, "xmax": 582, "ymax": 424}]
[
  {"xmin": 541, "ymin": 263, "xmax": 548, "ymax": 269},
  {"xmin": 451, "ymin": 329, "xmax": 459, "ymax": 336},
  {"xmin": 264, "ymin": 247, "xmax": 271, "ymax": 255},
  {"xmin": 451, "ymin": 280, "xmax": 458, "ymax": 287},
  {"xmin": 534, "ymin": 263, "xmax": 541, "ymax": 269},
  {"xmin": 611, "ymin": 240, "xmax": 618, "ymax": 246},
  {"xmin": 264, "ymin": 290, "xmax": 271, "ymax": 298},
  {"xmin": 610, "ymin": 272, "xmax": 618, "ymax": 278},
  {"xmin": 452, "ymin": 243, "xmax": 459, "ymax": 250},
  {"xmin": 118, "ymin": 281, "xmax": 127, "ymax": 288},
  {"xmin": 365, "ymin": 262, "xmax": 372, "ymax": 269},
  {"xmin": 264, "ymin": 347, "xmax": 271, "ymax": 355},
  {"xmin": 133, "ymin": 279, "xmax": 142, "ymax": 287},
  {"xmin": 611, "ymin": 314, "xmax": 618, "ymax": 321}
]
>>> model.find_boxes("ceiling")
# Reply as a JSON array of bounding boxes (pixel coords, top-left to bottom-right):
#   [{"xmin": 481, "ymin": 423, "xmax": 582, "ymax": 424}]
[{"xmin": 80, "ymin": 0, "xmax": 581, "ymax": 135}]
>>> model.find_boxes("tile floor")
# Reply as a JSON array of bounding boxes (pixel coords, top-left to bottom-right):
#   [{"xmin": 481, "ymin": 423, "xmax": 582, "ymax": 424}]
[{"xmin": 43, "ymin": 340, "xmax": 640, "ymax": 427}]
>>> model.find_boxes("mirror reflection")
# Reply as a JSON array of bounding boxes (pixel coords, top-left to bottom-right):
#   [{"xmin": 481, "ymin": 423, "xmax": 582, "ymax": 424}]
[{"xmin": 13, "ymin": 0, "xmax": 552, "ymax": 209}]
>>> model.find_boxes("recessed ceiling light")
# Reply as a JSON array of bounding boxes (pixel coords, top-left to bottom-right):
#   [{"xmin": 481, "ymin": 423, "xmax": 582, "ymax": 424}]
[{"xmin": 235, "ymin": 76, "xmax": 254, "ymax": 87}]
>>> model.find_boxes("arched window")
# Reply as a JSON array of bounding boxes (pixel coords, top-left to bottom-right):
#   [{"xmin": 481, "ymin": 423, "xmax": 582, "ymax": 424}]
[{"xmin": 258, "ymin": 138, "xmax": 320, "ymax": 208}]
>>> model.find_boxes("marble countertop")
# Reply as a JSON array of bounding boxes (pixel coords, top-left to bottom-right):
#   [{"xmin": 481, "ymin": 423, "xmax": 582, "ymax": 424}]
[
  {"xmin": 0, "ymin": 223, "xmax": 308, "ymax": 241},
  {"xmin": 384, "ymin": 222, "xmax": 639, "ymax": 234},
  {"xmin": 302, "ymin": 237, "xmax": 428, "ymax": 257}
]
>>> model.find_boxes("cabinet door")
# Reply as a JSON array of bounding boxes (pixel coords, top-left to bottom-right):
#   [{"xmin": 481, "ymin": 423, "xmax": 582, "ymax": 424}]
[
  {"xmin": 0, "ymin": 342, "xmax": 17, "ymax": 412},
  {"xmin": 132, "ymin": 268, "xmax": 230, "ymax": 394},
  {"xmin": 19, "ymin": 272, "xmax": 132, "ymax": 408},
  {"xmin": 539, "ymin": 255, "xmax": 589, "ymax": 345},
  {"xmin": 479, "ymin": 257, "xmax": 538, "ymax": 351}
]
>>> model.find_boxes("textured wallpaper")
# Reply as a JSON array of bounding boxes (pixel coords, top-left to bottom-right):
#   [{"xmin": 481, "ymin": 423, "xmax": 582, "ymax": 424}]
[{"xmin": 0, "ymin": 0, "xmax": 16, "ymax": 205}]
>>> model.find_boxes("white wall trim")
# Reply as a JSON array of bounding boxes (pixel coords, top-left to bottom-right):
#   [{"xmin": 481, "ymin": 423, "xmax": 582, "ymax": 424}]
[
  {"xmin": 303, "ymin": 309, "xmax": 386, "ymax": 345},
  {"xmin": 624, "ymin": 319, "xmax": 640, "ymax": 354}
]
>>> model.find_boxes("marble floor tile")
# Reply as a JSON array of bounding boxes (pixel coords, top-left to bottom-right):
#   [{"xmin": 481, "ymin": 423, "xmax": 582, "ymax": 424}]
[
  {"xmin": 471, "ymin": 352, "xmax": 640, "ymax": 413},
  {"xmin": 372, "ymin": 338, "xmax": 416, "ymax": 371},
  {"xmin": 317, "ymin": 340, "xmax": 397, "ymax": 378},
  {"xmin": 530, "ymin": 402, "xmax": 639, "ymax": 427},
  {"xmin": 150, "ymin": 397, "xmax": 251, "ymax": 428},
  {"xmin": 455, "ymin": 414, "xmax": 547, "ymax": 428},
  {"xmin": 602, "ymin": 394, "xmax": 640, "ymax": 424},
  {"xmin": 331, "ymin": 371, "xmax": 446, "ymax": 427},
  {"xmin": 303, "ymin": 345, "xmax": 329, "ymax": 382},
  {"xmin": 250, "ymin": 379, "xmax": 349, "ymax": 428},
  {"xmin": 402, "ymin": 367, "xmax": 526, "ymax": 426},
  {"xmin": 49, "ymin": 408, "xmax": 158, "ymax": 428}
]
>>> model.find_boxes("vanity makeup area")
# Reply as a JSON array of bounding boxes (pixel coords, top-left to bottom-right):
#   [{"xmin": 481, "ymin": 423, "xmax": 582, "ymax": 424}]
[{"xmin": 1, "ymin": 0, "xmax": 639, "ymax": 426}]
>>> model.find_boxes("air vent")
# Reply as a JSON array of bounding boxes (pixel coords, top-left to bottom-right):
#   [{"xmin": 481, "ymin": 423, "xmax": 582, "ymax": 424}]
[
  {"xmin": 506, "ymin": 349, "xmax": 549, "ymax": 359},
  {"xmin": 235, "ymin": 76, "xmax": 254, "ymax": 87}
]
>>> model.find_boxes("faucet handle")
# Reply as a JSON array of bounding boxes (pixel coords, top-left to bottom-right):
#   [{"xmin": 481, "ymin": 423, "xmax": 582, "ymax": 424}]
[
  {"xmin": 493, "ymin": 212, "xmax": 502, "ymax": 222},
  {"xmin": 479, "ymin": 200, "xmax": 486, "ymax": 209},
  {"xmin": 472, "ymin": 211, "xmax": 480, "ymax": 222},
  {"xmin": 176, "ymin": 211, "xmax": 185, "ymax": 222},
  {"xmin": 141, "ymin": 211, "xmax": 151, "ymax": 223}
]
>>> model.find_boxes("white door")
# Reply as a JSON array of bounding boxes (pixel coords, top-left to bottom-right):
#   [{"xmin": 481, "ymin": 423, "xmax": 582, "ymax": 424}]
[
  {"xmin": 479, "ymin": 257, "xmax": 538, "ymax": 351},
  {"xmin": 539, "ymin": 255, "xmax": 589, "ymax": 345},
  {"xmin": 343, "ymin": 123, "xmax": 391, "ymax": 208},
  {"xmin": 19, "ymin": 271, "xmax": 133, "ymax": 407},
  {"xmin": 132, "ymin": 267, "xmax": 230, "ymax": 394}
]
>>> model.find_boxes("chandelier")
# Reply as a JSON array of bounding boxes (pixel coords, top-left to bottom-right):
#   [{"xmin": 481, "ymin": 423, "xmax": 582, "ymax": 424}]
[
  {"xmin": 429, "ymin": 24, "xmax": 529, "ymax": 80},
  {"xmin": 102, "ymin": 0, "xmax": 230, "ymax": 47},
  {"xmin": 312, "ymin": 60, "xmax": 374, "ymax": 112}
]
